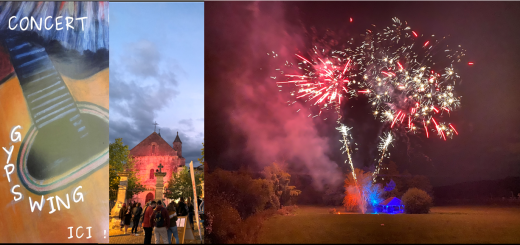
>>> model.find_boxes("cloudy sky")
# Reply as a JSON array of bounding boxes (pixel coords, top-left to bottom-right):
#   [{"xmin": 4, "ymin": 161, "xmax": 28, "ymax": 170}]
[{"xmin": 109, "ymin": 2, "xmax": 204, "ymax": 166}]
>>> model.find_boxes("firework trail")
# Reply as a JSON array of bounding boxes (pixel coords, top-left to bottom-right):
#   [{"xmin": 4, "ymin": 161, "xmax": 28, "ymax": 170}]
[
  {"xmin": 373, "ymin": 132, "xmax": 393, "ymax": 182},
  {"xmin": 337, "ymin": 123, "xmax": 366, "ymax": 213}
]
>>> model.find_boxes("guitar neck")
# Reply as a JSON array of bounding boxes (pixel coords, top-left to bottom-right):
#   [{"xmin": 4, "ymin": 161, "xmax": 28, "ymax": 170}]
[{"xmin": 4, "ymin": 37, "xmax": 88, "ymax": 137}]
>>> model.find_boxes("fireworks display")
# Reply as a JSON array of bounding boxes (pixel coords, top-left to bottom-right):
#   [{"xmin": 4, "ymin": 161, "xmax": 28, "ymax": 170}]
[
  {"xmin": 274, "ymin": 17, "xmax": 467, "ymax": 185},
  {"xmin": 337, "ymin": 124, "xmax": 356, "ymax": 179},
  {"xmin": 337, "ymin": 123, "xmax": 367, "ymax": 213},
  {"xmin": 271, "ymin": 44, "xmax": 363, "ymax": 118},
  {"xmin": 373, "ymin": 132, "xmax": 394, "ymax": 181},
  {"xmin": 358, "ymin": 17, "xmax": 464, "ymax": 140}
]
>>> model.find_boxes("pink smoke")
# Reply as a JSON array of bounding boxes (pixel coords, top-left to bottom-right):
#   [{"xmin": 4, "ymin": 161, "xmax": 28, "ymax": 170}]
[{"xmin": 223, "ymin": 2, "xmax": 342, "ymax": 189}]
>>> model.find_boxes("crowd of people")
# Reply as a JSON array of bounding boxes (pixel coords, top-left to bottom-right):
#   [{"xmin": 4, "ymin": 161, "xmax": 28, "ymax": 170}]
[{"xmin": 118, "ymin": 197, "xmax": 204, "ymax": 244}]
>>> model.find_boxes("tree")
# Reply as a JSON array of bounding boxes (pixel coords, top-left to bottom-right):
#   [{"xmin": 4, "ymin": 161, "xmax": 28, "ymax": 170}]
[
  {"xmin": 109, "ymin": 138, "xmax": 145, "ymax": 202},
  {"xmin": 407, "ymin": 175, "xmax": 433, "ymax": 195},
  {"xmin": 375, "ymin": 161, "xmax": 434, "ymax": 199},
  {"xmin": 343, "ymin": 168, "xmax": 384, "ymax": 213},
  {"xmin": 197, "ymin": 140, "xmax": 204, "ymax": 163},
  {"xmin": 402, "ymin": 187, "xmax": 433, "ymax": 214},
  {"xmin": 164, "ymin": 166, "xmax": 203, "ymax": 201},
  {"xmin": 205, "ymin": 168, "xmax": 271, "ymax": 219},
  {"xmin": 375, "ymin": 161, "xmax": 405, "ymax": 198},
  {"xmin": 263, "ymin": 162, "xmax": 301, "ymax": 208},
  {"xmin": 375, "ymin": 161, "xmax": 400, "ymax": 186},
  {"xmin": 323, "ymin": 183, "xmax": 345, "ymax": 206}
]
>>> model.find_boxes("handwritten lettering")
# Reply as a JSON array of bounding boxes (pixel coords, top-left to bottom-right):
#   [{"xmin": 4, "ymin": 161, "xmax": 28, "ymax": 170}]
[
  {"xmin": 9, "ymin": 16, "xmax": 88, "ymax": 31},
  {"xmin": 3, "ymin": 125, "xmax": 86, "ymax": 213}
]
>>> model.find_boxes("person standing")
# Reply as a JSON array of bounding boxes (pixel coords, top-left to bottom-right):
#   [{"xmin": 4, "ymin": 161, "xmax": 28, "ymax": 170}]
[
  {"xmin": 151, "ymin": 200, "xmax": 170, "ymax": 244},
  {"xmin": 199, "ymin": 199, "xmax": 204, "ymax": 225},
  {"xmin": 177, "ymin": 197, "xmax": 188, "ymax": 216},
  {"xmin": 142, "ymin": 201, "xmax": 157, "ymax": 244},
  {"xmin": 140, "ymin": 202, "xmax": 149, "ymax": 231},
  {"xmin": 119, "ymin": 203, "xmax": 127, "ymax": 231},
  {"xmin": 166, "ymin": 202, "xmax": 179, "ymax": 244},
  {"xmin": 124, "ymin": 203, "xmax": 134, "ymax": 234},
  {"xmin": 132, "ymin": 203, "xmax": 142, "ymax": 235},
  {"xmin": 187, "ymin": 199, "xmax": 195, "ymax": 230}
]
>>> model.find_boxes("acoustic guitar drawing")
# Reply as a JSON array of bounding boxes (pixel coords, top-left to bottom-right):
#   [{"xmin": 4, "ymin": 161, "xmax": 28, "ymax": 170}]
[{"xmin": 1, "ymin": 32, "xmax": 109, "ymax": 194}]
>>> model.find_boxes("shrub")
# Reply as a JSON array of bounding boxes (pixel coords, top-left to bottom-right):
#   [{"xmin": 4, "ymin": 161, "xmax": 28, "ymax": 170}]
[
  {"xmin": 205, "ymin": 168, "xmax": 271, "ymax": 219},
  {"xmin": 205, "ymin": 196, "xmax": 242, "ymax": 244},
  {"xmin": 402, "ymin": 187, "xmax": 433, "ymax": 214}
]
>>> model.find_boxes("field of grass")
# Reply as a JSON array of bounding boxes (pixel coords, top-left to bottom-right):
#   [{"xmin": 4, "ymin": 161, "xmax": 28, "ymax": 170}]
[{"xmin": 257, "ymin": 205, "xmax": 520, "ymax": 243}]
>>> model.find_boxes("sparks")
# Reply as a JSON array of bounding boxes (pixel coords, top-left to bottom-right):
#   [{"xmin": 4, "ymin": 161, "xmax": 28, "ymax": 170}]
[
  {"xmin": 272, "ymin": 17, "xmax": 465, "ymax": 189},
  {"xmin": 276, "ymin": 46, "xmax": 361, "ymax": 117},
  {"xmin": 449, "ymin": 124, "xmax": 459, "ymax": 135},
  {"xmin": 359, "ymin": 17, "xmax": 463, "ymax": 141}
]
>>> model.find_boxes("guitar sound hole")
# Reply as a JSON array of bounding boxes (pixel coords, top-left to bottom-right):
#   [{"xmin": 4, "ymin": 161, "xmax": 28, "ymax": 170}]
[{"xmin": 26, "ymin": 112, "xmax": 108, "ymax": 180}]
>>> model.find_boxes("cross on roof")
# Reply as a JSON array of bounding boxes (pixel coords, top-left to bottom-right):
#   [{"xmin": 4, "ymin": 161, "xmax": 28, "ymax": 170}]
[
  {"xmin": 153, "ymin": 121, "xmax": 159, "ymax": 132},
  {"xmin": 158, "ymin": 163, "xmax": 164, "ymax": 173}
]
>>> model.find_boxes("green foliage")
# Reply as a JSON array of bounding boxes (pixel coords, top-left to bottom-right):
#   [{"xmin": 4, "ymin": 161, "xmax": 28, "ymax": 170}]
[
  {"xmin": 109, "ymin": 138, "xmax": 145, "ymax": 202},
  {"xmin": 164, "ymin": 166, "xmax": 203, "ymax": 200},
  {"xmin": 402, "ymin": 187, "xmax": 433, "ymax": 214},
  {"xmin": 376, "ymin": 161, "xmax": 433, "ymax": 199},
  {"xmin": 197, "ymin": 141, "xmax": 204, "ymax": 163},
  {"xmin": 205, "ymin": 195, "xmax": 242, "ymax": 244},
  {"xmin": 323, "ymin": 183, "xmax": 344, "ymax": 206},
  {"xmin": 263, "ymin": 162, "xmax": 301, "ymax": 208},
  {"xmin": 206, "ymin": 194, "xmax": 280, "ymax": 244},
  {"xmin": 407, "ymin": 175, "xmax": 433, "ymax": 195},
  {"xmin": 205, "ymin": 163, "xmax": 301, "ymax": 244},
  {"xmin": 206, "ymin": 168, "xmax": 271, "ymax": 219},
  {"xmin": 375, "ymin": 161, "xmax": 403, "ymax": 198}
]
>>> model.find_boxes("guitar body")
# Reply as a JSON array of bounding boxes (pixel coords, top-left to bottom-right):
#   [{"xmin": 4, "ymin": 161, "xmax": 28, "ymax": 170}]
[{"xmin": 0, "ymin": 40, "xmax": 109, "ymax": 243}]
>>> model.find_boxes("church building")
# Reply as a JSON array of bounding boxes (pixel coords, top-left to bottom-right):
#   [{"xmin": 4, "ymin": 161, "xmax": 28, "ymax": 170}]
[{"xmin": 129, "ymin": 131, "xmax": 185, "ymax": 205}]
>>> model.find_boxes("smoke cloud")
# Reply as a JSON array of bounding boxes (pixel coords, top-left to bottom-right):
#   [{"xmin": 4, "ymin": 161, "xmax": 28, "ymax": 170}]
[{"xmin": 213, "ymin": 2, "xmax": 342, "ymax": 189}]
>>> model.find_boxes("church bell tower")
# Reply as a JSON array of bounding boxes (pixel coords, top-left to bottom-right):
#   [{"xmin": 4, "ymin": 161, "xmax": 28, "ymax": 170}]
[{"xmin": 173, "ymin": 132, "xmax": 182, "ymax": 158}]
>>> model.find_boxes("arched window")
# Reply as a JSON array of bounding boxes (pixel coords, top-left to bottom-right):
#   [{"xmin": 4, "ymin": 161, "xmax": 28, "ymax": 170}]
[
  {"xmin": 152, "ymin": 145, "xmax": 156, "ymax": 155},
  {"xmin": 150, "ymin": 169, "xmax": 154, "ymax": 179}
]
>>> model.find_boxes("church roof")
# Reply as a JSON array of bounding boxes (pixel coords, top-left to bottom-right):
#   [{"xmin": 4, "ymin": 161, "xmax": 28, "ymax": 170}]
[
  {"xmin": 130, "ymin": 132, "xmax": 176, "ymax": 157},
  {"xmin": 174, "ymin": 131, "xmax": 182, "ymax": 143}
]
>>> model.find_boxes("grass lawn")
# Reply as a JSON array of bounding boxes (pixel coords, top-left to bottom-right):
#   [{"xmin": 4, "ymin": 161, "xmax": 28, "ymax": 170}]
[{"xmin": 257, "ymin": 205, "xmax": 520, "ymax": 243}]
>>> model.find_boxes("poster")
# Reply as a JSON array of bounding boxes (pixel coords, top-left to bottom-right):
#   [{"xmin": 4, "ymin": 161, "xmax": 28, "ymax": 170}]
[{"xmin": 0, "ymin": 2, "xmax": 109, "ymax": 242}]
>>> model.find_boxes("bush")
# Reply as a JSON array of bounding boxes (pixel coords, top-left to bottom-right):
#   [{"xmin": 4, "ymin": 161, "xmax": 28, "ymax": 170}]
[
  {"xmin": 402, "ymin": 187, "xmax": 433, "ymax": 214},
  {"xmin": 206, "ymin": 169, "xmax": 271, "ymax": 219},
  {"xmin": 205, "ymin": 196, "xmax": 242, "ymax": 244},
  {"xmin": 205, "ymin": 166, "xmax": 300, "ymax": 243}
]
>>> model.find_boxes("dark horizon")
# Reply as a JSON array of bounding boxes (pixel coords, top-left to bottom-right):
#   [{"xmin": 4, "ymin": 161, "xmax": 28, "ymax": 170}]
[{"xmin": 205, "ymin": 2, "xmax": 520, "ymax": 188}]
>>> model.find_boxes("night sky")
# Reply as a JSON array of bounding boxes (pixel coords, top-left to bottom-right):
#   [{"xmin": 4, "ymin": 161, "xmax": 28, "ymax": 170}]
[{"xmin": 205, "ymin": 2, "xmax": 520, "ymax": 187}]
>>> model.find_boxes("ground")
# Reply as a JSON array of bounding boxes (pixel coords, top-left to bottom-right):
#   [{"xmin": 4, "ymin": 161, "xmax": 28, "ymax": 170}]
[
  {"xmin": 107, "ymin": 225, "xmax": 204, "ymax": 244},
  {"xmin": 258, "ymin": 205, "xmax": 520, "ymax": 243}
]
